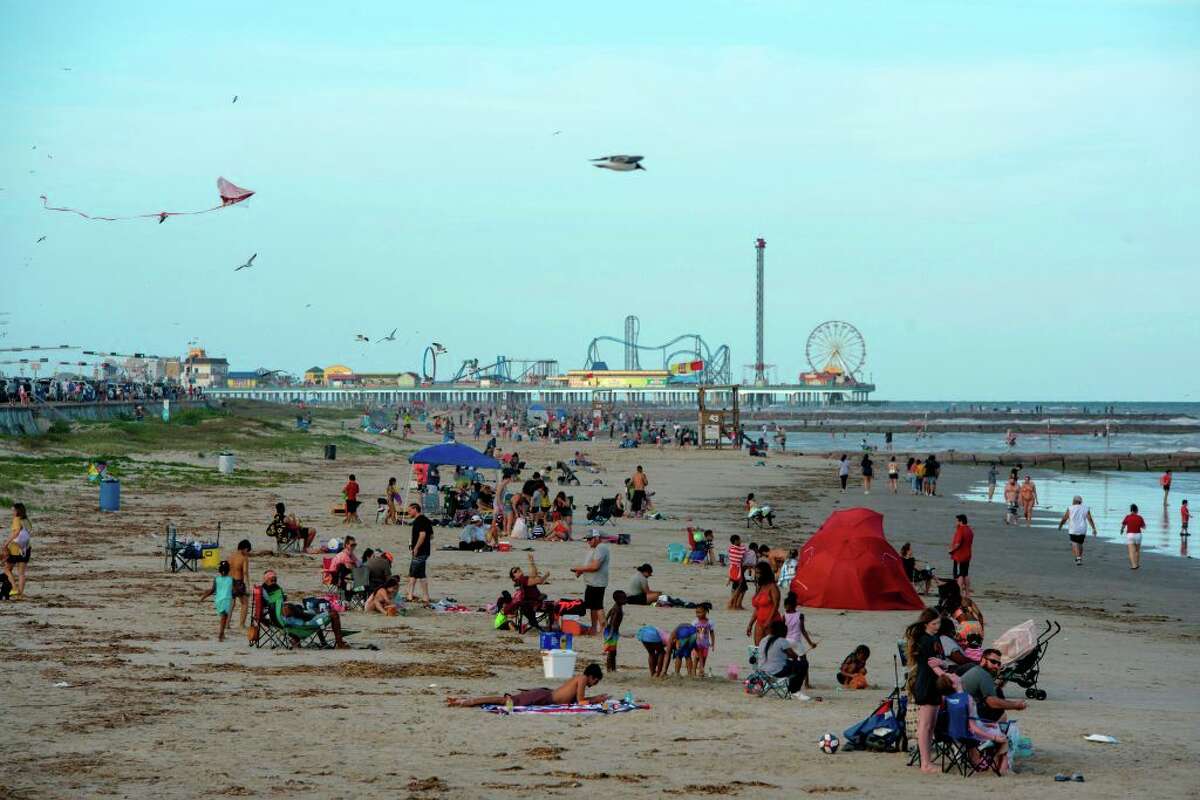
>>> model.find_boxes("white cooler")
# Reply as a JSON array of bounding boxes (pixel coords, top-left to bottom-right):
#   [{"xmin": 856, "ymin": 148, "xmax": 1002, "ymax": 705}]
[{"xmin": 541, "ymin": 648, "xmax": 577, "ymax": 680}]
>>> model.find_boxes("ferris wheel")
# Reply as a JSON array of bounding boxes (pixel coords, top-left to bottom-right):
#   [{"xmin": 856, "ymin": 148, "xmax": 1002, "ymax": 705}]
[{"xmin": 805, "ymin": 321, "xmax": 866, "ymax": 378}]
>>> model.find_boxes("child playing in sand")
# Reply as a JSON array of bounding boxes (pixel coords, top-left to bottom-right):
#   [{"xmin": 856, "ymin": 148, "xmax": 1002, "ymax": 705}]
[
  {"xmin": 692, "ymin": 603, "xmax": 716, "ymax": 676},
  {"xmin": 837, "ymin": 644, "xmax": 871, "ymax": 689},
  {"xmin": 199, "ymin": 561, "xmax": 234, "ymax": 641},
  {"xmin": 604, "ymin": 591, "xmax": 627, "ymax": 673},
  {"xmin": 636, "ymin": 625, "xmax": 668, "ymax": 676},
  {"xmin": 666, "ymin": 621, "xmax": 699, "ymax": 677}
]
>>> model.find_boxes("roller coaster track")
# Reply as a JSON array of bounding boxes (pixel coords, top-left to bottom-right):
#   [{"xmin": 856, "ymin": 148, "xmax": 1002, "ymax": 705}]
[{"xmin": 584, "ymin": 334, "xmax": 731, "ymax": 384}]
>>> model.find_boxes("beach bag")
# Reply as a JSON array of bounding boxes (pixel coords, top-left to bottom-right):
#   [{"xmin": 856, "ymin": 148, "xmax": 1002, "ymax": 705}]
[
  {"xmin": 511, "ymin": 518, "xmax": 529, "ymax": 540},
  {"xmin": 728, "ymin": 561, "xmax": 741, "ymax": 583}
]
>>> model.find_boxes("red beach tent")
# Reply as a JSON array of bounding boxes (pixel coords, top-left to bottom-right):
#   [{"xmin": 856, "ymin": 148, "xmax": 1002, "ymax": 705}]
[{"xmin": 789, "ymin": 508, "xmax": 924, "ymax": 611}]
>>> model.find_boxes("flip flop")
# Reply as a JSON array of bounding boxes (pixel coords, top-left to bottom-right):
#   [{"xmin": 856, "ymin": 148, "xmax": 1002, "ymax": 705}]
[
  {"xmin": 1054, "ymin": 774, "xmax": 1071, "ymax": 782},
  {"xmin": 1072, "ymin": 774, "xmax": 1085, "ymax": 782}
]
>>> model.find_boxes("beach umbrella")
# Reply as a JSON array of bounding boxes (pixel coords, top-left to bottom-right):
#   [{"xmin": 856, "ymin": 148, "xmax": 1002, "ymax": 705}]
[
  {"xmin": 789, "ymin": 508, "xmax": 924, "ymax": 611},
  {"xmin": 408, "ymin": 442, "xmax": 501, "ymax": 469}
]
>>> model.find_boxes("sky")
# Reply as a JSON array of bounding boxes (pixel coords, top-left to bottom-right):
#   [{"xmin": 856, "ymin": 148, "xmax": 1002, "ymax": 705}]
[{"xmin": 2, "ymin": 1, "xmax": 1198, "ymax": 400}]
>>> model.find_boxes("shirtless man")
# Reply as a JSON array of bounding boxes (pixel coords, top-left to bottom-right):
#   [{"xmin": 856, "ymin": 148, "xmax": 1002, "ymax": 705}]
[
  {"xmin": 1002, "ymin": 477, "xmax": 1019, "ymax": 525},
  {"xmin": 446, "ymin": 662, "xmax": 607, "ymax": 707},
  {"xmin": 1018, "ymin": 476, "xmax": 1038, "ymax": 527},
  {"xmin": 227, "ymin": 539, "xmax": 252, "ymax": 628}
]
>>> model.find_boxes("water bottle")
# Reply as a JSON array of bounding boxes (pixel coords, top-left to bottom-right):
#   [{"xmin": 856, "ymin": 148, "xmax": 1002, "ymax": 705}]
[{"xmin": 622, "ymin": 690, "xmax": 634, "ymax": 705}]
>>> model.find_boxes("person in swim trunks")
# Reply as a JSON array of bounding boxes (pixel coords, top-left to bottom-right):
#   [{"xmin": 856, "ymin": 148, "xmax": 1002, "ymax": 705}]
[
  {"xmin": 446, "ymin": 662, "xmax": 607, "ymax": 707},
  {"xmin": 227, "ymin": 539, "xmax": 252, "ymax": 628}
]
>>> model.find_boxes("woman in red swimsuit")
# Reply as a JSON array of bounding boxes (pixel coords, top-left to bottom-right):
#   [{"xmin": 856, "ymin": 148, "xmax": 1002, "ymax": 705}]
[{"xmin": 745, "ymin": 561, "xmax": 781, "ymax": 644}]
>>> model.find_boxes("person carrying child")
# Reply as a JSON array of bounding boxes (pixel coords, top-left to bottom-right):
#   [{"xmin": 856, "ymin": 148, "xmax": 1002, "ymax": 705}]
[
  {"xmin": 199, "ymin": 560, "xmax": 234, "ymax": 641},
  {"xmin": 603, "ymin": 590, "xmax": 627, "ymax": 673}
]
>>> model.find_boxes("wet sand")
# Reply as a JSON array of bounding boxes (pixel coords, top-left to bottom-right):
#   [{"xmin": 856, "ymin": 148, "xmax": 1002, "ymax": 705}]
[{"xmin": 1, "ymin": 423, "xmax": 1197, "ymax": 799}]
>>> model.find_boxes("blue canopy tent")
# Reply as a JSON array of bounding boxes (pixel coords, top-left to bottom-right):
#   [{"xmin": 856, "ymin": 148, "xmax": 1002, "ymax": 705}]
[{"xmin": 404, "ymin": 442, "xmax": 502, "ymax": 511}]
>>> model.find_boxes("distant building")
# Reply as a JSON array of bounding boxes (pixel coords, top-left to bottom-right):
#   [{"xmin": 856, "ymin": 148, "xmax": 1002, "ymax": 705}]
[
  {"xmin": 226, "ymin": 371, "xmax": 260, "ymax": 389},
  {"xmin": 358, "ymin": 371, "xmax": 422, "ymax": 387},
  {"xmin": 163, "ymin": 358, "xmax": 182, "ymax": 382},
  {"xmin": 562, "ymin": 369, "xmax": 670, "ymax": 389},
  {"xmin": 183, "ymin": 348, "xmax": 229, "ymax": 388},
  {"xmin": 303, "ymin": 366, "xmax": 325, "ymax": 385}
]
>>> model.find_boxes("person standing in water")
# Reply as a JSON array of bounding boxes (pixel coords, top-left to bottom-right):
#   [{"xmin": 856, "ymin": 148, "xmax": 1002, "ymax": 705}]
[
  {"xmin": 986, "ymin": 463, "xmax": 999, "ymax": 502},
  {"xmin": 1161, "ymin": 469, "xmax": 1172, "ymax": 505}
]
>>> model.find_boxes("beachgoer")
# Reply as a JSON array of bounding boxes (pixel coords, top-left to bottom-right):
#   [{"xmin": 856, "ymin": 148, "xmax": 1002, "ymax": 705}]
[
  {"xmin": 1018, "ymin": 476, "xmax": 1038, "ymax": 526},
  {"xmin": 329, "ymin": 534, "xmax": 360, "ymax": 592},
  {"xmin": 906, "ymin": 608, "xmax": 950, "ymax": 773},
  {"xmin": 407, "ymin": 502, "xmax": 433, "ymax": 603},
  {"xmin": 1182, "ymin": 499, "xmax": 1191, "ymax": 536},
  {"xmin": 692, "ymin": 603, "xmax": 716, "ymax": 676},
  {"xmin": 1057, "ymin": 495, "xmax": 1097, "ymax": 566},
  {"xmin": 446, "ymin": 662, "xmax": 607, "ymax": 707},
  {"xmin": 625, "ymin": 563, "xmax": 661, "ymax": 605},
  {"xmin": 861, "ymin": 453, "xmax": 874, "ymax": 494},
  {"xmin": 899, "ymin": 542, "xmax": 934, "ymax": 594},
  {"xmin": 837, "ymin": 644, "xmax": 871, "ymax": 689},
  {"xmin": 3, "ymin": 503, "xmax": 33, "ymax": 599},
  {"xmin": 757, "ymin": 619, "xmax": 808, "ymax": 695},
  {"xmin": 603, "ymin": 590, "xmax": 626, "ymax": 672},
  {"xmin": 458, "ymin": 514, "xmax": 488, "ymax": 550},
  {"xmin": 924, "ymin": 455, "xmax": 940, "ymax": 496},
  {"xmin": 961, "ymin": 649, "xmax": 1027, "ymax": 775},
  {"xmin": 636, "ymin": 625, "xmax": 669, "ymax": 677},
  {"xmin": 227, "ymin": 539, "xmax": 252, "ymax": 628},
  {"xmin": 384, "ymin": 477, "xmax": 401, "ymax": 524},
  {"xmin": 365, "ymin": 548, "xmax": 393, "ymax": 593},
  {"xmin": 271, "ymin": 502, "xmax": 317, "ymax": 551},
  {"xmin": 949, "ymin": 514, "xmax": 974, "ymax": 594},
  {"xmin": 782, "ymin": 592, "xmax": 817, "ymax": 688},
  {"xmin": 887, "ymin": 457, "xmax": 899, "ymax": 494},
  {"xmin": 1161, "ymin": 469, "xmax": 1172, "ymax": 504},
  {"xmin": 665, "ymin": 621, "xmax": 699, "ymax": 676},
  {"xmin": 262, "ymin": 570, "xmax": 349, "ymax": 648},
  {"xmin": 986, "ymin": 463, "xmax": 998, "ymax": 502},
  {"xmin": 727, "ymin": 534, "xmax": 748, "ymax": 610},
  {"xmin": 746, "ymin": 561, "xmax": 781, "ymax": 645},
  {"xmin": 571, "ymin": 530, "xmax": 610, "ymax": 635},
  {"xmin": 1002, "ymin": 477, "xmax": 1019, "ymax": 525},
  {"xmin": 838, "ymin": 454, "xmax": 849, "ymax": 492},
  {"xmin": 199, "ymin": 560, "xmax": 234, "ymax": 641},
  {"xmin": 365, "ymin": 576, "xmax": 402, "ymax": 615},
  {"xmin": 777, "ymin": 548, "xmax": 798, "ymax": 591},
  {"xmin": 508, "ymin": 555, "xmax": 549, "ymax": 631},
  {"xmin": 1121, "ymin": 503, "xmax": 1146, "ymax": 570},
  {"xmin": 630, "ymin": 465, "xmax": 649, "ymax": 517},
  {"xmin": 342, "ymin": 474, "xmax": 361, "ymax": 525}
]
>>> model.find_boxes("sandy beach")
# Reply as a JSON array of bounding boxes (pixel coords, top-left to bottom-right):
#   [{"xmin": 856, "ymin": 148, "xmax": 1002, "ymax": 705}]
[{"xmin": 2, "ymin": 419, "xmax": 1197, "ymax": 800}]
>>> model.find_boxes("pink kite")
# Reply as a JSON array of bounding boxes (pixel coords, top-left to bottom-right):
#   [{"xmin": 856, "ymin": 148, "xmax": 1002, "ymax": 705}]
[{"xmin": 41, "ymin": 177, "xmax": 254, "ymax": 224}]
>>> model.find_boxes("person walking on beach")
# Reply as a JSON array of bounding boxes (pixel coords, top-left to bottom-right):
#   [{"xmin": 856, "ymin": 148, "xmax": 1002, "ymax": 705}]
[
  {"xmin": 342, "ymin": 474, "xmax": 361, "ymax": 525},
  {"xmin": 886, "ymin": 457, "xmax": 899, "ymax": 494},
  {"xmin": 1120, "ymin": 503, "xmax": 1146, "ymax": 570},
  {"xmin": 986, "ymin": 463, "xmax": 998, "ymax": 502},
  {"xmin": 199, "ymin": 560, "xmax": 234, "ymax": 641},
  {"xmin": 3, "ymin": 503, "xmax": 33, "ymax": 599},
  {"xmin": 838, "ymin": 454, "xmax": 850, "ymax": 493},
  {"xmin": 1018, "ymin": 476, "xmax": 1038, "ymax": 526},
  {"xmin": 1057, "ymin": 495, "xmax": 1098, "ymax": 566},
  {"xmin": 861, "ymin": 453, "xmax": 874, "ymax": 494},
  {"xmin": 949, "ymin": 514, "xmax": 974, "ymax": 595},
  {"xmin": 227, "ymin": 539, "xmax": 252, "ymax": 629},
  {"xmin": 406, "ymin": 502, "xmax": 433, "ymax": 603},
  {"xmin": 727, "ymin": 535, "xmax": 748, "ymax": 610},
  {"xmin": 572, "ymin": 530, "xmax": 610, "ymax": 635},
  {"xmin": 746, "ymin": 561, "xmax": 781, "ymax": 645},
  {"xmin": 1161, "ymin": 470, "xmax": 1172, "ymax": 505}
]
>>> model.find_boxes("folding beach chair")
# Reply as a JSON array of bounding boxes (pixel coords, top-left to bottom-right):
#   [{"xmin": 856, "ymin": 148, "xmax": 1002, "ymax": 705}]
[
  {"xmin": 743, "ymin": 645, "xmax": 792, "ymax": 700},
  {"xmin": 342, "ymin": 565, "xmax": 371, "ymax": 610},
  {"xmin": 251, "ymin": 585, "xmax": 354, "ymax": 650},
  {"xmin": 266, "ymin": 517, "xmax": 305, "ymax": 554},
  {"xmin": 164, "ymin": 522, "xmax": 221, "ymax": 572}
]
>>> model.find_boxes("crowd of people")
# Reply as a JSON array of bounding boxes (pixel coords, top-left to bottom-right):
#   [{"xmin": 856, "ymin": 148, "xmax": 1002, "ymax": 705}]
[{"xmin": 1, "ymin": 376, "xmax": 200, "ymax": 405}]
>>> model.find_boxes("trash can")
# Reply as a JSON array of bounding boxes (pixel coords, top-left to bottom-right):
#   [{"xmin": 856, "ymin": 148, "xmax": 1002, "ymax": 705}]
[
  {"xmin": 541, "ymin": 649, "xmax": 578, "ymax": 680},
  {"xmin": 324, "ymin": 444, "xmax": 337, "ymax": 460},
  {"xmin": 99, "ymin": 478, "xmax": 121, "ymax": 512},
  {"xmin": 217, "ymin": 452, "xmax": 235, "ymax": 474}
]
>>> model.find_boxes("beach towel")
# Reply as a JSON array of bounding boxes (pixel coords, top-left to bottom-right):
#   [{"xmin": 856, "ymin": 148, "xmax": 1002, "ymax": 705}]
[{"xmin": 480, "ymin": 700, "xmax": 650, "ymax": 715}]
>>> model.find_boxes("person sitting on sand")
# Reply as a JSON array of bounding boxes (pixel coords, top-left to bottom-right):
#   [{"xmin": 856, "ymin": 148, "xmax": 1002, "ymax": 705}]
[
  {"xmin": 458, "ymin": 515, "xmax": 489, "ymax": 551},
  {"xmin": 365, "ymin": 576, "xmax": 402, "ymax": 615},
  {"xmin": 625, "ymin": 563, "xmax": 662, "ymax": 605},
  {"xmin": 261, "ymin": 570, "xmax": 349, "ymax": 648},
  {"xmin": 446, "ymin": 662, "xmax": 607, "ymax": 707},
  {"xmin": 837, "ymin": 644, "xmax": 871, "ymax": 689}
]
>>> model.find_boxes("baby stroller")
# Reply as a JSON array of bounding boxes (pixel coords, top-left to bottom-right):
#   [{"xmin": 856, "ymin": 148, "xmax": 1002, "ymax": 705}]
[
  {"xmin": 556, "ymin": 461, "xmax": 581, "ymax": 486},
  {"xmin": 995, "ymin": 619, "xmax": 1061, "ymax": 700}
]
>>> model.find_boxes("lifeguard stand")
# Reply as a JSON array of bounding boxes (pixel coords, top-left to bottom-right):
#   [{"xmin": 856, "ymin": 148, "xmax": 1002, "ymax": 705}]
[{"xmin": 698, "ymin": 386, "xmax": 740, "ymax": 449}]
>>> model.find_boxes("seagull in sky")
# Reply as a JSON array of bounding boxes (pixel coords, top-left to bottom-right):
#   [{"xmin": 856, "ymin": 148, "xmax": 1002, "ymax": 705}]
[
  {"xmin": 355, "ymin": 334, "xmax": 370, "ymax": 342},
  {"xmin": 590, "ymin": 155, "xmax": 645, "ymax": 172},
  {"xmin": 380, "ymin": 328, "xmax": 398, "ymax": 342},
  {"xmin": 552, "ymin": 130, "xmax": 562, "ymax": 136},
  {"xmin": 36, "ymin": 236, "xmax": 46, "ymax": 243},
  {"xmin": 234, "ymin": 253, "xmax": 257, "ymax": 271},
  {"xmin": 232, "ymin": 95, "xmax": 238, "ymax": 104}
]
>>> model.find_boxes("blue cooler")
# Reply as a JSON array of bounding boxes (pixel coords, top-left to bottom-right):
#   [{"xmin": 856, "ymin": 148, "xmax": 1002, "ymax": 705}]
[{"xmin": 539, "ymin": 632, "xmax": 574, "ymax": 651}]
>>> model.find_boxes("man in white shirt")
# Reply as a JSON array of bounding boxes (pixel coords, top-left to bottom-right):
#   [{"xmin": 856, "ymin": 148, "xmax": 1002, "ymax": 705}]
[{"xmin": 1056, "ymin": 495, "xmax": 1097, "ymax": 566}]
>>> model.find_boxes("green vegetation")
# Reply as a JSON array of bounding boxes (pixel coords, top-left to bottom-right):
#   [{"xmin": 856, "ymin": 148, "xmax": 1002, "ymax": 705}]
[{"xmin": 10, "ymin": 403, "xmax": 380, "ymax": 458}]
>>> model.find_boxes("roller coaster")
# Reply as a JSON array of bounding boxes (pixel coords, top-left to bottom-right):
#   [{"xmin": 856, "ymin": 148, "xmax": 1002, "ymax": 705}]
[
  {"xmin": 583, "ymin": 316, "xmax": 731, "ymax": 384},
  {"xmin": 421, "ymin": 343, "xmax": 559, "ymax": 385}
]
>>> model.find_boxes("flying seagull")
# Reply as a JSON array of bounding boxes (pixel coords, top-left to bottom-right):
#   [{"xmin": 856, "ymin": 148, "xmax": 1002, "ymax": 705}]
[
  {"xmin": 552, "ymin": 130, "xmax": 562, "ymax": 136},
  {"xmin": 234, "ymin": 253, "xmax": 257, "ymax": 271},
  {"xmin": 380, "ymin": 328, "xmax": 398, "ymax": 342},
  {"xmin": 590, "ymin": 155, "xmax": 645, "ymax": 172},
  {"xmin": 232, "ymin": 95, "xmax": 238, "ymax": 104},
  {"xmin": 36, "ymin": 236, "xmax": 46, "ymax": 243},
  {"xmin": 355, "ymin": 334, "xmax": 370, "ymax": 342}
]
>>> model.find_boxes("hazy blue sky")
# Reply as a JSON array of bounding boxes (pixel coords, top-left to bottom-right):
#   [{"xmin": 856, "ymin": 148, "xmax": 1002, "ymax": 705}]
[{"xmin": 3, "ymin": 1, "xmax": 1198, "ymax": 400}]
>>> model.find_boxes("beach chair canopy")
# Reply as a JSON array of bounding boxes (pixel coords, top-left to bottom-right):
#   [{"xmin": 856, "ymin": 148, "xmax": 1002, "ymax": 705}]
[
  {"xmin": 408, "ymin": 442, "xmax": 502, "ymax": 469},
  {"xmin": 789, "ymin": 508, "xmax": 924, "ymax": 611}
]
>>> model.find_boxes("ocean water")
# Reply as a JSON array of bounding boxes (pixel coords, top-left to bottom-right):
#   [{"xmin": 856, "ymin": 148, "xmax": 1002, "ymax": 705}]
[
  {"xmin": 777, "ymin": 430, "xmax": 1200, "ymax": 455},
  {"xmin": 957, "ymin": 470, "xmax": 1198, "ymax": 560},
  {"xmin": 825, "ymin": 401, "xmax": 1200, "ymax": 416}
]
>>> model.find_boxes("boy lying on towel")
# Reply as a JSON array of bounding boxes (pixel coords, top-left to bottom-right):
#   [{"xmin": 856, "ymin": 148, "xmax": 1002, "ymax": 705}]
[{"xmin": 446, "ymin": 663, "xmax": 606, "ymax": 708}]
